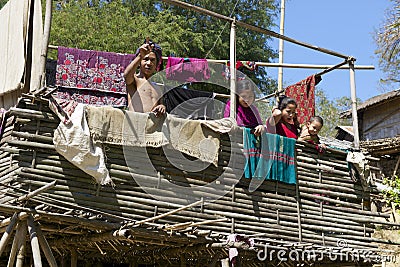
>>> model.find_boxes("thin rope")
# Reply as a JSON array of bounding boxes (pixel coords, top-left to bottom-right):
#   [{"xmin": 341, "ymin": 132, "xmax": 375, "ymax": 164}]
[{"xmin": 204, "ymin": 0, "xmax": 240, "ymax": 58}]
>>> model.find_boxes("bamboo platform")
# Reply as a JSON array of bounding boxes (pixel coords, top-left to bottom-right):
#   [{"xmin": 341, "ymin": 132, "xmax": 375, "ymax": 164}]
[{"xmin": 0, "ymin": 93, "xmax": 397, "ymax": 267}]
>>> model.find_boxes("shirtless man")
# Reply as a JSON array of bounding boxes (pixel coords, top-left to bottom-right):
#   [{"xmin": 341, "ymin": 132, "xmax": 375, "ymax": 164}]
[{"xmin": 123, "ymin": 42, "xmax": 165, "ymax": 116}]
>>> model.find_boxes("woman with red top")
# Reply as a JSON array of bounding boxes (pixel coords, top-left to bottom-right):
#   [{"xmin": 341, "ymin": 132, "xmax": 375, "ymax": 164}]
[{"xmin": 266, "ymin": 95, "xmax": 299, "ymax": 139}]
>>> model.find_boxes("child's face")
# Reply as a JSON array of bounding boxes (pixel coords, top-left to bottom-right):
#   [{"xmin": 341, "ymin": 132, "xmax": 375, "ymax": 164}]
[
  {"xmin": 281, "ymin": 103, "xmax": 297, "ymax": 124},
  {"xmin": 307, "ymin": 121, "xmax": 323, "ymax": 136},
  {"xmin": 238, "ymin": 90, "xmax": 255, "ymax": 108},
  {"xmin": 140, "ymin": 52, "xmax": 157, "ymax": 76}
]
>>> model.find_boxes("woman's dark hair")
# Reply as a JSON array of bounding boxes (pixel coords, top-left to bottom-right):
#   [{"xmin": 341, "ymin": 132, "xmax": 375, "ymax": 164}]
[
  {"xmin": 277, "ymin": 95, "xmax": 297, "ymax": 110},
  {"xmin": 234, "ymin": 79, "xmax": 256, "ymax": 104},
  {"xmin": 236, "ymin": 80, "xmax": 255, "ymax": 95},
  {"xmin": 310, "ymin": 116, "xmax": 324, "ymax": 126}
]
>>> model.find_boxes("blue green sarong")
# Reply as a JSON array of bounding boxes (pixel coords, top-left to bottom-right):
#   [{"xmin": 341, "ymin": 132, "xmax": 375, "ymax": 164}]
[{"xmin": 243, "ymin": 128, "xmax": 296, "ymax": 184}]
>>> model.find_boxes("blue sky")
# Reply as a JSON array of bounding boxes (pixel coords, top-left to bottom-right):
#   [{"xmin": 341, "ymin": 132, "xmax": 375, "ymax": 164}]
[{"xmin": 269, "ymin": 0, "xmax": 396, "ymax": 102}]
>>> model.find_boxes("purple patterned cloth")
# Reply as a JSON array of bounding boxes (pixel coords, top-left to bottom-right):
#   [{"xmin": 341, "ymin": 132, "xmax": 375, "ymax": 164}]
[
  {"xmin": 54, "ymin": 47, "xmax": 134, "ymax": 109},
  {"xmin": 56, "ymin": 46, "xmax": 134, "ymax": 93}
]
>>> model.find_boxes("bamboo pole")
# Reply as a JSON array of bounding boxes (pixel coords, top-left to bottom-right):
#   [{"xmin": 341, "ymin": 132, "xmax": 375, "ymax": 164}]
[
  {"xmin": 277, "ymin": 0, "xmax": 286, "ymax": 93},
  {"xmin": 11, "ymin": 131, "xmax": 54, "ymax": 144},
  {"xmin": 71, "ymin": 249, "xmax": 77, "ymax": 267},
  {"xmin": 229, "ymin": 19, "xmax": 236, "ymax": 122},
  {"xmin": 127, "ymin": 199, "xmax": 203, "ymax": 226},
  {"xmin": 349, "ymin": 59, "xmax": 360, "ymax": 149},
  {"xmin": 0, "ymin": 212, "xmax": 29, "ymax": 228},
  {"xmin": 7, "ymin": 222, "xmax": 26, "ymax": 267},
  {"xmin": 0, "ymin": 203, "xmax": 120, "ymax": 230},
  {"xmin": 37, "ymin": 0, "xmax": 53, "ymax": 89},
  {"xmin": 17, "ymin": 180, "xmax": 57, "ymax": 202},
  {"xmin": 160, "ymin": 0, "xmax": 349, "ymax": 59},
  {"xmin": 47, "ymin": 44, "xmax": 375, "ymax": 71},
  {"xmin": 27, "ymin": 215, "xmax": 42, "ymax": 267},
  {"xmin": 36, "ymin": 224, "xmax": 58, "ymax": 267},
  {"xmin": 0, "ymin": 213, "xmax": 19, "ymax": 256},
  {"xmin": 8, "ymin": 107, "xmax": 57, "ymax": 122},
  {"xmin": 15, "ymin": 221, "xmax": 27, "ymax": 267},
  {"xmin": 7, "ymin": 139, "xmax": 55, "ymax": 151}
]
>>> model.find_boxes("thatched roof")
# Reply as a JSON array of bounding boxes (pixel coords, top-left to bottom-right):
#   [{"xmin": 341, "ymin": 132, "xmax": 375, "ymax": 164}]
[
  {"xmin": 361, "ymin": 136, "xmax": 400, "ymax": 156},
  {"xmin": 341, "ymin": 89, "xmax": 400, "ymax": 118}
]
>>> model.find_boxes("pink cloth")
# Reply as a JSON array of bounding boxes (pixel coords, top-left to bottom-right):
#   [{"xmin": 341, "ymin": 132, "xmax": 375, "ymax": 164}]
[
  {"xmin": 224, "ymin": 100, "xmax": 262, "ymax": 128},
  {"xmin": 166, "ymin": 56, "xmax": 210, "ymax": 82}
]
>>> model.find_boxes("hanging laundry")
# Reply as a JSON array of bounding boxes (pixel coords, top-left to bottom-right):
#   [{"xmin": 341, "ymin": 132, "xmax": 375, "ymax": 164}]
[
  {"xmin": 56, "ymin": 46, "xmax": 134, "ymax": 93},
  {"xmin": 285, "ymin": 74, "xmax": 321, "ymax": 125},
  {"xmin": 243, "ymin": 128, "xmax": 296, "ymax": 184},
  {"xmin": 166, "ymin": 56, "xmax": 210, "ymax": 82},
  {"xmin": 222, "ymin": 61, "xmax": 257, "ymax": 80},
  {"xmin": 163, "ymin": 86, "xmax": 215, "ymax": 119},
  {"xmin": 226, "ymin": 234, "xmax": 254, "ymax": 267},
  {"xmin": 53, "ymin": 86, "xmax": 127, "ymax": 109},
  {"xmin": 45, "ymin": 59, "xmax": 57, "ymax": 87},
  {"xmin": 54, "ymin": 46, "xmax": 133, "ymax": 114}
]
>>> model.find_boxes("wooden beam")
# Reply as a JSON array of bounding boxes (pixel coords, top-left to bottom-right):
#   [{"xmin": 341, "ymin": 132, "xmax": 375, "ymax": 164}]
[
  {"xmin": 0, "ymin": 213, "xmax": 19, "ymax": 256},
  {"xmin": 27, "ymin": 215, "xmax": 42, "ymax": 267}
]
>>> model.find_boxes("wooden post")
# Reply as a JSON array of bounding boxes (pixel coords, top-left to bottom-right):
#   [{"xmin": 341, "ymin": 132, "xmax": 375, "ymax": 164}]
[
  {"xmin": 277, "ymin": 0, "xmax": 286, "ymax": 94},
  {"xmin": 70, "ymin": 249, "xmax": 77, "ymax": 267},
  {"xmin": 349, "ymin": 59, "xmax": 360, "ymax": 149},
  {"xmin": 295, "ymin": 149, "xmax": 303, "ymax": 242},
  {"xmin": 391, "ymin": 155, "xmax": 400, "ymax": 179},
  {"xmin": 180, "ymin": 254, "xmax": 186, "ymax": 267},
  {"xmin": 221, "ymin": 258, "xmax": 230, "ymax": 267},
  {"xmin": 36, "ymin": 224, "xmax": 58, "ymax": 267},
  {"xmin": 229, "ymin": 19, "xmax": 237, "ymax": 121},
  {"xmin": 0, "ymin": 213, "xmax": 19, "ymax": 256},
  {"xmin": 27, "ymin": 215, "xmax": 42, "ymax": 267},
  {"xmin": 38, "ymin": 0, "xmax": 53, "ymax": 89},
  {"xmin": 7, "ymin": 222, "xmax": 26, "ymax": 267},
  {"xmin": 15, "ymin": 221, "xmax": 27, "ymax": 267}
]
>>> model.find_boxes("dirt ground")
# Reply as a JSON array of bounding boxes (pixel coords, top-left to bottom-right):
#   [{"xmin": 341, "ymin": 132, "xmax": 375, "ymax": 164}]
[{"xmin": 372, "ymin": 207, "xmax": 400, "ymax": 267}]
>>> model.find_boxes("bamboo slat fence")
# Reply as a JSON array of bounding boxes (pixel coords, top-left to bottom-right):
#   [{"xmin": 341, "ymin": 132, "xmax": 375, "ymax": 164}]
[{"xmin": 0, "ymin": 93, "xmax": 397, "ymax": 267}]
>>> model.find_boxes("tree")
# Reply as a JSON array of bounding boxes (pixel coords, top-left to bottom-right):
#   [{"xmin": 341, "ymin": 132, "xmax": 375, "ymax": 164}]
[
  {"xmin": 315, "ymin": 88, "xmax": 353, "ymax": 138},
  {"xmin": 375, "ymin": 0, "xmax": 400, "ymax": 88},
  {"xmin": 49, "ymin": 0, "xmax": 280, "ymax": 95},
  {"xmin": 0, "ymin": 0, "xmax": 8, "ymax": 9}
]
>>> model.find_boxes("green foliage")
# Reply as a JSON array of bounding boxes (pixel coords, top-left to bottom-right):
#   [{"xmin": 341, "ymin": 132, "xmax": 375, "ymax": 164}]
[
  {"xmin": 382, "ymin": 175, "xmax": 400, "ymax": 209},
  {"xmin": 374, "ymin": 0, "xmax": 400, "ymax": 88},
  {"xmin": 0, "ymin": 0, "xmax": 8, "ymax": 9},
  {"xmin": 49, "ymin": 0, "xmax": 280, "ymax": 95},
  {"xmin": 315, "ymin": 88, "xmax": 354, "ymax": 138}
]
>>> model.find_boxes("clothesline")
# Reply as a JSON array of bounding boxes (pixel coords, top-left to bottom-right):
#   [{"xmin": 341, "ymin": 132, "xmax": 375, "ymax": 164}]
[
  {"xmin": 47, "ymin": 44, "xmax": 340, "ymax": 104},
  {"xmin": 48, "ymin": 45, "xmax": 374, "ymax": 71}
]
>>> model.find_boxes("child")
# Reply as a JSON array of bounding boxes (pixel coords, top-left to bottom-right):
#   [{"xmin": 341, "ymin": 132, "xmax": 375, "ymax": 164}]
[
  {"xmin": 266, "ymin": 95, "xmax": 299, "ymax": 139},
  {"xmin": 299, "ymin": 116, "xmax": 327, "ymax": 153},
  {"xmin": 124, "ymin": 39, "xmax": 166, "ymax": 117},
  {"xmin": 224, "ymin": 80, "xmax": 265, "ymax": 136}
]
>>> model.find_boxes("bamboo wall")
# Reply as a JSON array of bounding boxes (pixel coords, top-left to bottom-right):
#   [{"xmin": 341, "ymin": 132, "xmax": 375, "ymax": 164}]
[{"xmin": 0, "ymin": 94, "xmax": 395, "ymax": 267}]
